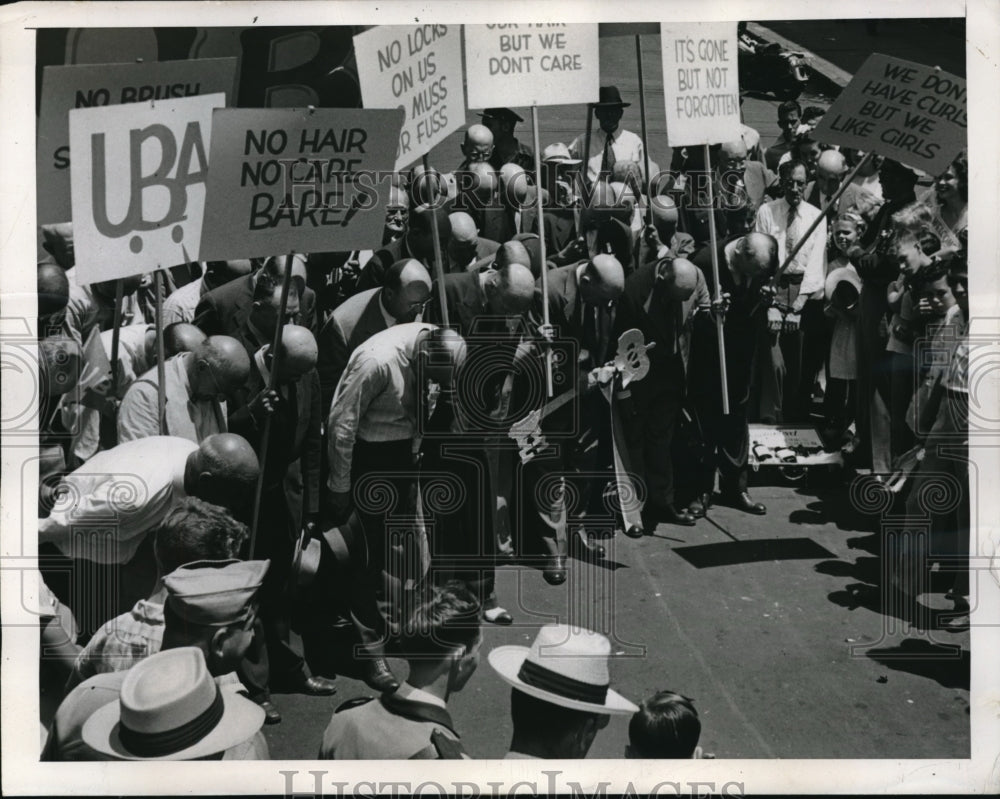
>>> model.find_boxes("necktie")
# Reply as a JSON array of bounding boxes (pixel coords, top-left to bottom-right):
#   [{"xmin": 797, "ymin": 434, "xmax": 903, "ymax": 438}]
[
  {"xmin": 601, "ymin": 134, "xmax": 616, "ymax": 172},
  {"xmin": 785, "ymin": 203, "xmax": 798, "ymax": 260}
]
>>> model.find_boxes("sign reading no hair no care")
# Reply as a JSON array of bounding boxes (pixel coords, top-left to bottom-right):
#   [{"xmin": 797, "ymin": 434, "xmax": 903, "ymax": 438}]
[
  {"xmin": 199, "ymin": 107, "xmax": 404, "ymax": 261},
  {"xmin": 660, "ymin": 22, "xmax": 741, "ymax": 147},
  {"xmin": 354, "ymin": 25, "xmax": 465, "ymax": 171},
  {"xmin": 69, "ymin": 93, "xmax": 224, "ymax": 283},
  {"xmin": 464, "ymin": 24, "xmax": 599, "ymax": 108},
  {"xmin": 811, "ymin": 53, "xmax": 966, "ymax": 175}
]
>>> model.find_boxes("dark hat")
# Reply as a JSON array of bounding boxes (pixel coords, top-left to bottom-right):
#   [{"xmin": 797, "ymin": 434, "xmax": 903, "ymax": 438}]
[
  {"xmin": 594, "ymin": 85, "xmax": 630, "ymax": 107},
  {"xmin": 480, "ymin": 107, "xmax": 524, "ymax": 124}
]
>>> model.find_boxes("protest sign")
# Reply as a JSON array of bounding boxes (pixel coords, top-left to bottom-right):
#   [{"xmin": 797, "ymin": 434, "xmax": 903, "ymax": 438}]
[
  {"xmin": 37, "ymin": 58, "xmax": 237, "ymax": 226},
  {"xmin": 812, "ymin": 53, "xmax": 966, "ymax": 175},
  {"xmin": 464, "ymin": 24, "xmax": 599, "ymax": 108},
  {"xmin": 69, "ymin": 93, "xmax": 224, "ymax": 283},
  {"xmin": 199, "ymin": 107, "xmax": 404, "ymax": 261},
  {"xmin": 353, "ymin": 25, "xmax": 464, "ymax": 170},
  {"xmin": 660, "ymin": 22, "xmax": 741, "ymax": 147}
]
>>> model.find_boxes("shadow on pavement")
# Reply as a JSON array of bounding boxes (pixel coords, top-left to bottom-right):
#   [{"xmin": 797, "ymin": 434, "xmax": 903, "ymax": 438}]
[
  {"xmin": 864, "ymin": 638, "xmax": 969, "ymax": 690},
  {"xmin": 673, "ymin": 537, "xmax": 835, "ymax": 569}
]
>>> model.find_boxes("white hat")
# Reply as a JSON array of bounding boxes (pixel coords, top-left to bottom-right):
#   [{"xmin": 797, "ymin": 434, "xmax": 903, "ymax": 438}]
[
  {"xmin": 82, "ymin": 647, "xmax": 264, "ymax": 760},
  {"xmin": 825, "ymin": 265, "xmax": 862, "ymax": 308},
  {"xmin": 488, "ymin": 624, "xmax": 638, "ymax": 715}
]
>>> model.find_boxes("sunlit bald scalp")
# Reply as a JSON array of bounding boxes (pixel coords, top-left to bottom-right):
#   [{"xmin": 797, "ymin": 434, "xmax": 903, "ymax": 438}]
[
  {"xmin": 495, "ymin": 240, "xmax": 532, "ymax": 271},
  {"xmin": 164, "ymin": 322, "xmax": 207, "ymax": 356},
  {"xmin": 449, "ymin": 212, "xmax": 479, "ymax": 244},
  {"xmin": 186, "ymin": 433, "xmax": 260, "ymax": 511},
  {"xmin": 276, "ymin": 324, "xmax": 318, "ymax": 382},
  {"xmin": 582, "ymin": 254, "xmax": 625, "ymax": 303},
  {"xmin": 196, "ymin": 335, "xmax": 251, "ymax": 394},
  {"xmin": 737, "ymin": 232, "xmax": 779, "ymax": 277}
]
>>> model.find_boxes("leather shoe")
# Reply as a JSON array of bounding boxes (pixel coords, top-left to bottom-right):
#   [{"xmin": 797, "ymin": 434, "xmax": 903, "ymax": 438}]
[
  {"xmin": 686, "ymin": 492, "xmax": 712, "ymax": 519},
  {"xmin": 571, "ymin": 529, "xmax": 606, "ymax": 561},
  {"xmin": 253, "ymin": 697, "xmax": 282, "ymax": 725},
  {"xmin": 623, "ymin": 523, "xmax": 644, "ymax": 539},
  {"xmin": 363, "ymin": 657, "xmax": 400, "ymax": 693},
  {"xmin": 300, "ymin": 675, "xmax": 338, "ymax": 696},
  {"xmin": 660, "ymin": 504, "xmax": 696, "ymax": 527},
  {"xmin": 543, "ymin": 555, "xmax": 567, "ymax": 585},
  {"xmin": 722, "ymin": 491, "xmax": 766, "ymax": 515}
]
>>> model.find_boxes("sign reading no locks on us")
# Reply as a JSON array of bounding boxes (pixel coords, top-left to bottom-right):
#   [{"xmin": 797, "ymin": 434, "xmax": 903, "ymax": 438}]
[{"xmin": 354, "ymin": 25, "xmax": 465, "ymax": 170}]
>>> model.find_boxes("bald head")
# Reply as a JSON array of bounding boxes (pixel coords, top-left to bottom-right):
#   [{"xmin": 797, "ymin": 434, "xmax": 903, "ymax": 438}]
[
  {"xmin": 500, "ymin": 163, "xmax": 530, "ymax": 208},
  {"xmin": 487, "ymin": 263, "xmax": 536, "ymax": 316},
  {"xmin": 384, "ymin": 259, "xmax": 432, "ymax": 321},
  {"xmin": 189, "ymin": 335, "xmax": 251, "ymax": 401},
  {"xmin": 656, "ymin": 257, "xmax": 699, "ymax": 301},
  {"xmin": 493, "ymin": 240, "xmax": 531, "ymax": 273},
  {"xmin": 164, "ymin": 322, "xmax": 207, "ymax": 357},
  {"xmin": 736, "ymin": 233, "xmax": 779, "ymax": 279},
  {"xmin": 185, "ymin": 433, "xmax": 260, "ymax": 514},
  {"xmin": 204, "ymin": 259, "xmax": 253, "ymax": 291},
  {"xmin": 410, "ymin": 164, "xmax": 446, "ymax": 206},
  {"xmin": 417, "ymin": 326, "xmax": 467, "ymax": 387},
  {"xmin": 275, "ymin": 325, "xmax": 318, "ymax": 383},
  {"xmin": 816, "ymin": 149, "xmax": 847, "ymax": 195},
  {"xmin": 464, "ymin": 162, "xmax": 498, "ymax": 203},
  {"xmin": 581, "ymin": 255, "xmax": 625, "ymax": 304},
  {"xmin": 650, "ymin": 195, "xmax": 680, "ymax": 240},
  {"xmin": 461, "ymin": 124, "xmax": 494, "ymax": 162},
  {"xmin": 449, "ymin": 212, "xmax": 478, "ymax": 244},
  {"xmin": 263, "ymin": 253, "xmax": 308, "ymax": 285},
  {"xmin": 38, "ymin": 263, "xmax": 70, "ymax": 319}
]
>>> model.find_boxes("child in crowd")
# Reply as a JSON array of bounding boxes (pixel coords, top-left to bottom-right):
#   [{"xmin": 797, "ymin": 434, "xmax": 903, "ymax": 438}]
[{"xmin": 626, "ymin": 690, "xmax": 705, "ymax": 759}]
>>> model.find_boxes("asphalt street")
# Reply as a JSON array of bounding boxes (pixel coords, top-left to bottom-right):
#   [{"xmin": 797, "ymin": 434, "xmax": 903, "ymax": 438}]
[{"xmin": 262, "ymin": 21, "xmax": 970, "ymax": 761}]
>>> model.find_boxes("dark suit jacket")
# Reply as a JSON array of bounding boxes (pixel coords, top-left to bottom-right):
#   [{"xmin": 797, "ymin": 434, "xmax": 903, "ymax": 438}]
[
  {"xmin": 690, "ymin": 239, "xmax": 773, "ymax": 406},
  {"xmin": 192, "ymin": 273, "xmax": 317, "ymax": 336},
  {"xmin": 540, "ymin": 264, "xmax": 616, "ymax": 373},
  {"xmin": 356, "ymin": 237, "xmax": 412, "ymax": 292},
  {"xmin": 613, "ymin": 261, "xmax": 710, "ymax": 378},
  {"xmin": 227, "ymin": 357, "xmax": 322, "ymax": 531},
  {"xmin": 317, "ymin": 288, "xmax": 389, "ymax": 411}
]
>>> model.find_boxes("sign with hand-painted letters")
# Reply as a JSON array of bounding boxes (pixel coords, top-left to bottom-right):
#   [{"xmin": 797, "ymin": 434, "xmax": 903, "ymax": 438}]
[
  {"xmin": 198, "ymin": 107, "xmax": 404, "ymax": 261},
  {"xmin": 354, "ymin": 25, "xmax": 465, "ymax": 170},
  {"xmin": 463, "ymin": 24, "xmax": 599, "ymax": 108},
  {"xmin": 37, "ymin": 59, "xmax": 237, "ymax": 226},
  {"xmin": 69, "ymin": 93, "xmax": 224, "ymax": 282},
  {"xmin": 811, "ymin": 53, "xmax": 966, "ymax": 175}
]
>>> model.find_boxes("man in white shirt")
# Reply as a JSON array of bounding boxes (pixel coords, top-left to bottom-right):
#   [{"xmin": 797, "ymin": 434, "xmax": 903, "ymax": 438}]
[
  {"xmin": 117, "ymin": 336, "xmax": 250, "ymax": 444},
  {"xmin": 324, "ymin": 323, "xmax": 467, "ymax": 692},
  {"xmin": 569, "ymin": 86, "xmax": 644, "ymax": 185},
  {"xmin": 754, "ymin": 160, "xmax": 827, "ymax": 423}
]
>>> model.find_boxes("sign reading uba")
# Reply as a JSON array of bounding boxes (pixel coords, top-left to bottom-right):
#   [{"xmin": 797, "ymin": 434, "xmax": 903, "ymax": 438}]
[{"xmin": 69, "ymin": 94, "xmax": 224, "ymax": 282}]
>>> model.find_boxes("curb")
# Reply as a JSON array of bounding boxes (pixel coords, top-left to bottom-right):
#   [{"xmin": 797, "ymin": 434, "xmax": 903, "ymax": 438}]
[{"xmin": 747, "ymin": 22, "xmax": 851, "ymax": 95}]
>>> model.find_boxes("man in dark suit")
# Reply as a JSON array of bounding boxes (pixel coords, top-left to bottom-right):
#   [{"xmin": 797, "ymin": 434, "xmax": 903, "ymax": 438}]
[
  {"xmin": 447, "ymin": 211, "xmax": 500, "ymax": 272},
  {"xmin": 193, "ymin": 253, "xmax": 317, "ymax": 336},
  {"xmin": 317, "ymin": 259, "xmax": 433, "ymax": 411},
  {"xmin": 614, "ymin": 257, "xmax": 710, "ymax": 532},
  {"xmin": 520, "ymin": 256, "xmax": 623, "ymax": 583},
  {"xmin": 225, "ymin": 276, "xmax": 334, "ymax": 721},
  {"xmin": 356, "ymin": 204, "xmax": 451, "ymax": 292},
  {"xmin": 687, "ymin": 232, "xmax": 779, "ymax": 517},
  {"xmin": 421, "ymin": 263, "xmax": 536, "ymax": 625}
]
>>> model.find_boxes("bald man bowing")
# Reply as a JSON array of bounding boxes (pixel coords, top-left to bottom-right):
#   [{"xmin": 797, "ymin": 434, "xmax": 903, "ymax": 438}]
[
  {"xmin": 118, "ymin": 336, "xmax": 249, "ymax": 444},
  {"xmin": 614, "ymin": 258, "xmax": 710, "ymax": 532}
]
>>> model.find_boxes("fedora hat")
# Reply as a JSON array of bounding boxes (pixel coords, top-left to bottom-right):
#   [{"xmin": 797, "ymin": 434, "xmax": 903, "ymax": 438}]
[
  {"xmin": 290, "ymin": 530, "xmax": 322, "ymax": 590},
  {"xmin": 594, "ymin": 85, "xmax": 630, "ymax": 107},
  {"xmin": 825, "ymin": 265, "xmax": 862, "ymax": 309},
  {"xmin": 82, "ymin": 647, "xmax": 264, "ymax": 760},
  {"xmin": 488, "ymin": 624, "xmax": 638, "ymax": 715},
  {"xmin": 480, "ymin": 107, "xmax": 524, "ymax": 124},
  {"xmin": 542, "ymin": 142, "xmax": 582, "ymax": 165}
]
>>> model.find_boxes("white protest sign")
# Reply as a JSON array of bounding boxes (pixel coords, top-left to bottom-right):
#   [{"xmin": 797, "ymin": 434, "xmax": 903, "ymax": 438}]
[
  {"xmin": 353, "ymin": 25, "xmax": 464, "ymax": 170},
  {"xmin": 811, "ymin": 53, "xmax": 966, "ymax": 175},
  {"xmin": 660, "ymin": 22, "xmax": 741, "ymax": 147},
  {"xmin": 464, "ymin": 24, "xmax": 599, "ymax": 108},
  {"xmin": 69, "ymin": 93, "xmax": 223, "ymax": 283}
]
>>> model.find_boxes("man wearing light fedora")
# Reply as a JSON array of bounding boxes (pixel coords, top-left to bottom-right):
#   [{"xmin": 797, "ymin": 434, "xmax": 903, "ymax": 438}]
[
  {"xmin": 79, "ymin": 647, "xmax": 267, "ymax": 760},
  {"xmin": 44, "ymin": 559, "xmax": 270, "ymax": 760},
  {"xmin": 489, "ymin": 623, "xmax": 638, "ymax": 758},
  {"xmin": 569, "ymin": 86, "xmax": 645, "ymax": 186}
]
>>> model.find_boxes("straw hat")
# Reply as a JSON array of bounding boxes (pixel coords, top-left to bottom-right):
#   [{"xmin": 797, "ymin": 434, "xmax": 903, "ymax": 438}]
[
  {"xmin": 542, "ymin": 142, "xmax": 582, "ymax": 165},
  {"xmin": 488, "ymin": 624, "xmax": 638, "ymax": 715},
  {"xmin": 82, "ymin": 647, "xmax": 264, "ymax": 760},
  {"xmin": 825, "ymin": 265, "xmax": 862, "ymax": 310}
]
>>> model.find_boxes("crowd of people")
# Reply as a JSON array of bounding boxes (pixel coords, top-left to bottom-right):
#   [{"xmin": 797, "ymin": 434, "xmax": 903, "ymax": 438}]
[{"xmin": 34, "ymin": 83, "xmax": 970, "ymax": 760}]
